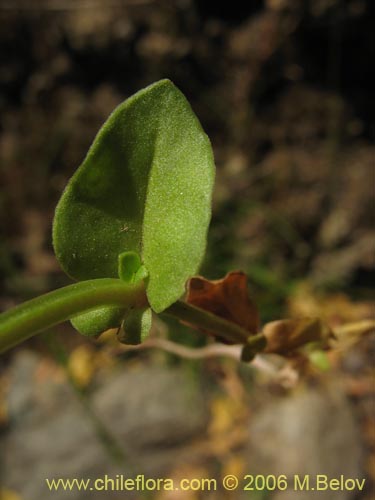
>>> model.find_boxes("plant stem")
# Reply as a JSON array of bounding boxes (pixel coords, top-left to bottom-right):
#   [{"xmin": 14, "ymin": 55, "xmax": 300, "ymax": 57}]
[
  {"xmin": 116, "ymin": 337, "xmax": 270, "ymax": 365},
  {"xmin": 0, "ymin": 279, "xmax": 265, "ymax": 355},
  {"xmin": 0, "ymin": 278, "xmax": 147, "ymax": 353},
  {"xmin": 165, "ymin": 300, "xmax": 252, "ymax": 344}
]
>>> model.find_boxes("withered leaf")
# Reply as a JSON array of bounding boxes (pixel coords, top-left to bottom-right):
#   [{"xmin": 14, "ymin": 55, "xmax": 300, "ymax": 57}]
[
  {"xmin": 186, "ymin": 271, "xmax": 260, "ymax": 341},
  {"xmin": 262, "ymin": 317, "xmax": 333, "ymax": 355}
]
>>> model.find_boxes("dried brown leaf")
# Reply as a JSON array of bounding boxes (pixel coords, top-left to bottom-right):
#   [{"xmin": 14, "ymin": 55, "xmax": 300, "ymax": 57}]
[
  {"xmin": 185, "ymin": 271, "xmax": 260, "ymax": 341},
  {"xmin": 263, "ymin": 317, "xmax": 333, "ymax": 355}
]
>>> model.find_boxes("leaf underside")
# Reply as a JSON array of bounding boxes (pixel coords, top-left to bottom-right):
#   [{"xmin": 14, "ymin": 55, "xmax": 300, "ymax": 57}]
[
  {"xmin": 70, "ymin": 306, "xmax": 126, "ymax": 337},
  {"xmin": 71, "ymin": 252, "xmax": 151, "ymax": 338},
  {"xmin": 53, "ymin": 79, "xmax": 215, "ymax": 314}
]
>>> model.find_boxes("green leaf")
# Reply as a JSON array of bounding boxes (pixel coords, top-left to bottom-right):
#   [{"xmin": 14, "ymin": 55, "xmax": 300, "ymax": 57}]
[
  {"xmin": 71, "ymin": 251, "xmax": 147, "ymax": 336},
  {"xmin": 118, "ymin": 251, "xmax": 148, "ymax": 284},
  {"xmin": 71, "ymin": 305, "xmax": 126, "ymax": 337},
  {"xmin": 53, "ymin": 79, "xmax": 215, "ymax": 312}
]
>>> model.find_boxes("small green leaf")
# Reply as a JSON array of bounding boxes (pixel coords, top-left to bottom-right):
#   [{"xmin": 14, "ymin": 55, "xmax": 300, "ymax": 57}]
[
  {"xmin": 53, "ymin": 79, "xmax": 215, "ymax": 312},
  {"xmin": 118, "ymin": 251, "xmax": 148, "ymax": 284},
  {"xmin": 71, "ymin": 305, "xmax": 126, "ymax": 337},
  {"xmin": 308, "ymin": 350, "xmax": 331, "ymax": 371},
  {"xmin": 119, "ymin": 307, "xmax": 152, "ymax": 345},
  {"xmin": 72, "ymin": 251, "xmax": 147, "ymax": 336}
]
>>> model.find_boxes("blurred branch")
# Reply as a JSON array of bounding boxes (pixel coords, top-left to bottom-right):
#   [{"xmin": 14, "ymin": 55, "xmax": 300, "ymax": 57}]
[
  {"xmin": 0, "ymin": 0, "xmax": 154, "ymax": 11},
  {"xmin": 335, "ymin": 320, "xmax": 375, "ymax": 337},
  {"xmin": 123, "ymin": 337, "xmax": 244, "ymax": 360},
  {"xmin": 116, "ymin": 337, "xmax": 279, "ymax": 374},
  {"xmin": 117, "ymin": 338, "xmax": 303, "ymax": 387}
]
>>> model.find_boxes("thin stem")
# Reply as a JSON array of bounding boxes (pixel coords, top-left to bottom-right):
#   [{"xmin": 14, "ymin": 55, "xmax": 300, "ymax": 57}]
[
  {"xmin": 164, "ymin": 300, "xmax": 252, "ymax": 344},
  {"xmin": 114, "ymin": 338, "xmax": 287, "ymax": 380},
  {"xmin": 0, "ymin": 278, "xmax": 147, "ymax": 353},
  {"xmin": 123, "ymin": 337, "xmax": 245, "ymax": 360},
  {"xmin": 0, "ymin": 279, "xmax": 265, "ymax": 356}
]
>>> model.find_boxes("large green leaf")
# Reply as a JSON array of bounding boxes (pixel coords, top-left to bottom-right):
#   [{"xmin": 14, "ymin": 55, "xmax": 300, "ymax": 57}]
[{"xmin": 53, "ymin": 79, "xmax": 215, "ymax": 312}]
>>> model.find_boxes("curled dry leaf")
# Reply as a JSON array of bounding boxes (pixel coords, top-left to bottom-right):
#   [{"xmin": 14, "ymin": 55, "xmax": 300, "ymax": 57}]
[
  {"xmin": 262, "ymin": 317, "xmax": 333, "ymax": 355},
  {"xmin": 185, "ymin": 271, "xmax": 260, "ymax": 342}
]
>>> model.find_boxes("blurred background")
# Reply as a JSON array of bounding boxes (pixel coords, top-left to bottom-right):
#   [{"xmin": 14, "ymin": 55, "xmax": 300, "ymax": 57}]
[{"xmin": 0, "ymin": 1, "xmax": 374, "ymax": 499}]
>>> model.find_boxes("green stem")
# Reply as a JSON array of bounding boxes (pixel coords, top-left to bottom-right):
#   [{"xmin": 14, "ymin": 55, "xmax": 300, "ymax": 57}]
[
  {"xmin": 165, "ymin": 300, "xmax": 251, "ymax": 344},
  {"xmin": 0, "ymin": 278, "xmax": 146, "ymax": 353},
  {"xmin": 0, "ymin": 279, "xmax": 265, "ymax": 356}
]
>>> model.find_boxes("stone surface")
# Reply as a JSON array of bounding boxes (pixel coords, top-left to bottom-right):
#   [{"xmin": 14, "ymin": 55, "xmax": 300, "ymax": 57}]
[
  {"xmin": 245, "ymin": 383, "xmax": 363, "ymax": 500},
  {"xmin": 0, "ymin": 351, "xmax": 366, "ymax": 500},
  {"xmin": 0, "ymin": 351, "xmax": 209, "ymax": 500}
]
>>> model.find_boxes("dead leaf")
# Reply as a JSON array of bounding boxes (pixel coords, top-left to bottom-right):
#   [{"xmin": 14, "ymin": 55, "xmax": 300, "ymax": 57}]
[
  {"xmin": 288, "ymin": 283, "xmax": 375, "ymax": 327},
  {"xmin": 365, "ymin": 453, "xmax": 375, "ymax": 481},
  {"xmin": 343, "ymin": 376, "xmax": 374, "ymax": 398},
  {"xmin": 186, "ymin": 271, "xmax": 260, "ymax": 342},
  {"xmin": 209, "ymin": 397, "xmax": 244, "ymax": 436},
  {"xmin": 222, "ymin": 455, "xmax": 246, "ymax": 480},
  {"xmin": 362, "ymin": 418, "xmax": 375, "ymax": 448},
  {"xmin": 208, "ymin": 395, "xmax": 249, "ymax": 456},
  {"xmin": 262, "ymin": 317, "xmax": 333, "ymax": 355},
  {"xmin": 155, "ymin": 465, "xmax": 208, "ymax": 500},
  {"xmin": 68, "ymin": 345, "xmax": 97, "ymax": 388},
  {"xmin": 0, "ymin": 374, "xmax": 9, "ymax": 428},
  {"xmin": 0, "ymin": 488, "xmax": 22, "ymax": 500},
  {"xmin": 332, "ymin": 319, "xmax": 375, "ymax": 351}
]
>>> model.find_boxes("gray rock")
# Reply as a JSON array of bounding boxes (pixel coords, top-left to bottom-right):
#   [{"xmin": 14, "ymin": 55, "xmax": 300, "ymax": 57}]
[
  {"xmin": 0, "ymin": 351, "xmax": 209, "ymax": 500},
  {"xmin": 244, "ymin": 383, "xmax": 363, "ymax": 500},
  {"xmin": 93, "ymin": 365, "xmax": 208, "ymax": 449}
]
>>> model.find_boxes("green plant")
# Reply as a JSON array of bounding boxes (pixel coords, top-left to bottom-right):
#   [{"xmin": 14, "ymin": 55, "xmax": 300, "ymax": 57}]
[{"xmin": 0, "ymin": 80, "xmax": 329, "ymax": 361}]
